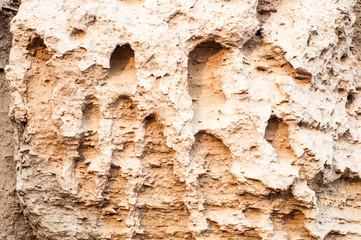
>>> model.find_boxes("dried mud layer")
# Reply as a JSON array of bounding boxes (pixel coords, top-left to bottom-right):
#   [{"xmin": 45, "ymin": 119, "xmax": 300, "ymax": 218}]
[{"xmin": 4, "ymin": 0, "xmax": 361, "ymax": 239}]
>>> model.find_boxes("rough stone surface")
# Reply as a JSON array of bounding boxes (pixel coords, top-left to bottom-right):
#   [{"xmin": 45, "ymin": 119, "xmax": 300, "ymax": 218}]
[
  {"xmin": 0, "ymin": 1, "xmax": 34, "ymax": 239},
  {"xmin": 4, "ymin": 0, "xmax": 361, "ymax": 239}
]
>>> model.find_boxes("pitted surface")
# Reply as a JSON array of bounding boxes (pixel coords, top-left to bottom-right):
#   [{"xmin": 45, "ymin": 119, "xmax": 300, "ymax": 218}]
[{"xmin": 5, "ymin": 0, "xmax": 361, "ymax": 239}]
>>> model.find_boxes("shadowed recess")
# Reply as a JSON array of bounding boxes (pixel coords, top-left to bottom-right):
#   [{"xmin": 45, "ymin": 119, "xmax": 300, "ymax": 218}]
[
  {"xmin": 187, "ymin": 41, "xmax": 227, "ymax": 123},
  {"xmin": 109, "ymin": 44, "xmax": 135, "ymax": 76}
]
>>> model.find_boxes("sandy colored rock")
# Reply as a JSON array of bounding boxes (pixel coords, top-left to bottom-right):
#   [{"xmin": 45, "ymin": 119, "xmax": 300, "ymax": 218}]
[{"xmin": 3, "ymin": 0, "xmax": 361, "ymax": 239}]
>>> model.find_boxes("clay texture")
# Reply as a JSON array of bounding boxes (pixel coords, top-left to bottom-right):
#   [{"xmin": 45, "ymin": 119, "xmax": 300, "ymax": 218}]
[{"xmin": 4, "ymin": 0, "xmax": 361, "ymax": 239}]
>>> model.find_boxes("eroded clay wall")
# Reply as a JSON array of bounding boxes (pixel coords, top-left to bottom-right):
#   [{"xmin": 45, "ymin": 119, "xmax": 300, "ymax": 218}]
[
  {"xmin": 0, "ymin": 0, "xmax": 34, "ymax": 239},
  {"xmin": 3, "ymin": 0, "xmax": 361, "ymax": 239}
]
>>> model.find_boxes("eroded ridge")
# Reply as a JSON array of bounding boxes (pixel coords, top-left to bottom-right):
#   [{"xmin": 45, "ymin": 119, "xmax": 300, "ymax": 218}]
[
  {"xmin": 75, "ymin": 98, "xmax": 101, "ymax": 201},
  {"xmin": 190, "ymin": 132, "xmax": 246, "ymax": 238},
  {"xmin": 111, "ymin": 96, "xmax": 140, "ymax": 173},
  {"xmin": 312, "ymin": 177, "xmax": 361, "ymax": 240},
  {"xmin": 136, "ymin": 115, "xmax": 192, "ymax": 239},
  {"xmin": 187, "ymin": 41, "xmax": 227, "ymax": 125},
  {"xmin": 0, "ymin": 5, "xmax": 35, "ymax": 239},
  {"xmin": 96, "ymin": 96, "xmax": 141, "ymax": 239}
]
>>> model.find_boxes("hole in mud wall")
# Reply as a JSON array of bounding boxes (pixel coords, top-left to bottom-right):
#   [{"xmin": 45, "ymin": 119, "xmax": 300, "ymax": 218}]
[
  {"xmin": 81, "ymin": 100, "xmax": 101, "ymax": 130},
  {"xmin": 265, "ymin": 116, "xmax": 296, "ymax": 166},
  {"xmin": 70, "ymin": 28, "xmax": 86, "ymax": 40},
  {"xmin": 346, "ymin": 92, "xmax": 357, "ymax": 109},
  {"xmin": 187, "ymin": 41, "xmax": 227, "ymax": 122},
  {"xmin": 143, "ymin": 114, "xmax": 156, "ymax": 129},
  {"xmin": 256, "ymin": 0, "xmax": 280, "ymax": 24},
  {"xmin": 24, "ymin": 36, "xmax": 54, "ymax": 123},
  {"xmin": 109, "ymin": 44, "xmax": 136, "ymax": 77},
  {"xmin": 26, "ymin": 36, "xmax": 52, "ymax": 61},
  {"xmin": 264, "ymin": 116, "xmax": 279, "ymax": 143}
]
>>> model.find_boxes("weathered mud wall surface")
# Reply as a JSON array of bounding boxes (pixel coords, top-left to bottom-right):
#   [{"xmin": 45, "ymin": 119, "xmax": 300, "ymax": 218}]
[
  {"xmin": 4, "ymin": 0, "xmax": 361, "ymax": 239},
  {"xmin": 0, "ymin": 0, "xmax": 35, "ymax": 239}
]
